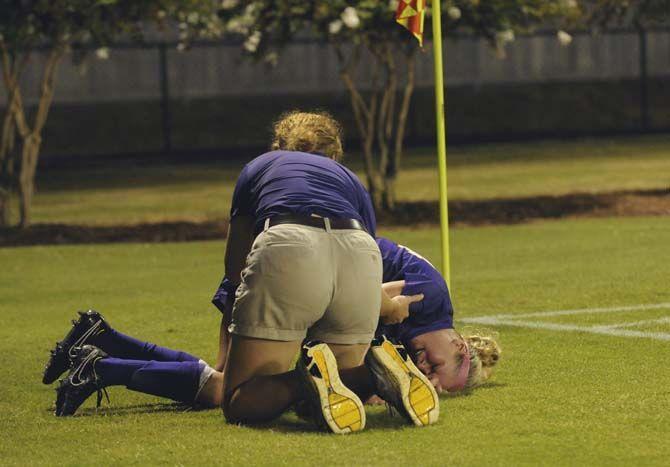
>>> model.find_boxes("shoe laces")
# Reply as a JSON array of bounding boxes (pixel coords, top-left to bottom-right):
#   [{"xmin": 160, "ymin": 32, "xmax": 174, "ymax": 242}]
[
  {"xmin": 68, "ymin": 320, "xmax": 104, "ymax": 359},
  {"xmin": 70, "ymin": 350, "xmax": 110, "ymax": 410},
  {"xmin": 385, "ymin": 401, "xmax": 397, "ymax": 418}
]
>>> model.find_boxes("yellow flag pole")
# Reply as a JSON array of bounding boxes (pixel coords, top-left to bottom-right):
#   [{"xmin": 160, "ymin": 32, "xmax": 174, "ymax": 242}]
[{"xmin": 430, "ymin": 0, "xmax": 451, "ymax": 287}]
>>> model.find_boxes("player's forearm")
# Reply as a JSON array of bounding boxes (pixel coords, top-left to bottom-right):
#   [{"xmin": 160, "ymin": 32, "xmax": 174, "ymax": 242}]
[
  {"xmin": 215, "ymin": 316, "xmax": 228, "ymax": 372},
  {"xmin": 215, "ymin": 300, "xmax": 233, "ymax": 372},
  {"xmin": 223, "ymin": 215, "xmax": 254, "ymax": 285},
  {"xmin": 379, "ymin": 287, "xmax": 407, "ymax": 324},
  {"xmin": 379, "ymin": 288, "xmax": 397, "ymax": 318},
  {"xmin": 218, "ymin": 216, "xmax": 253, "ymax": 371}
]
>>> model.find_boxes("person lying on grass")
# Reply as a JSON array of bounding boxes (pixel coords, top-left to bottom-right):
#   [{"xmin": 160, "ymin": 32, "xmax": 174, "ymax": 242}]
[
  {"xmin": 41, "ymin": 236, "xmax": 500, "ymax": 419},
  {"xmin": 373, "ymin": 237, "xmax": 501, "ymax": 394},
  {"xmin": 43, "ymin": 111, "xmax": 440, "ymax": 432}
]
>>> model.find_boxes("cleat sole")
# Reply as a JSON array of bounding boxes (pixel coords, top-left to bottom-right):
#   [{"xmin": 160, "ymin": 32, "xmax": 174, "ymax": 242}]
[
  {"xmin": 371, "ymin": 340, "xmax": 439, "ymax": 427},
  {"xmin": 303, "ymin": 344, "xmax": 365, "ymax": 434}
]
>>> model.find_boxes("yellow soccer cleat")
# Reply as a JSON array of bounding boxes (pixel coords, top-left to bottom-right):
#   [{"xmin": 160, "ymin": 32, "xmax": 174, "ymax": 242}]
[
  {"xmin": 298, "ymin": 341, "xmax": 365, "ymax": 434},
  {"xmin": 365, "ymin": 335, "xmax": 439, "ymax": 426}
]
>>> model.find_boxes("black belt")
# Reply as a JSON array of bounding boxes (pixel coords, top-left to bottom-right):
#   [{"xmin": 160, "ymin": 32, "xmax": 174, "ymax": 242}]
[{"xmin": 264, "ymin": 214, "xmax": 367, "ymax": 234}]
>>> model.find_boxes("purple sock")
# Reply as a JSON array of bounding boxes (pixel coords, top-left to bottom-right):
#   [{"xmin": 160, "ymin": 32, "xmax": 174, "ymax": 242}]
[
  {"xmin": 96, "ymin": 358, "xmax": 205, "ymax": 404},
  {"xmin": 92, "ymin": 328, "xmax": 200, "ymax": 362}
]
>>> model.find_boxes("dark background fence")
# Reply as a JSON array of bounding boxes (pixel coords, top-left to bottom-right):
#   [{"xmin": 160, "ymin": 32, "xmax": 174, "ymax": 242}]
[{"xmin": 2, "ymin": 29, "xmax": 669, "ymax": 162}]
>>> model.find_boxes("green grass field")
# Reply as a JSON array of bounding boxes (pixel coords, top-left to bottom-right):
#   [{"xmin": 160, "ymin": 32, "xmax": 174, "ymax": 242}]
[
  {"xmin": 2, "ymin": 217, "xmax": 670, "ymax": 465},
  {"xmin": 2, "ymin": 135, "xmax": 669, "ymax": 464},
  {"xmin": 27, "ymin": 135, "xmax": 670, "ymax": 226}
]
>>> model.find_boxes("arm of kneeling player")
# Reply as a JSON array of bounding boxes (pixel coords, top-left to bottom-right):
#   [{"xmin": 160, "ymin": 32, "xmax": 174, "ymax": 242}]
[
  {"xmin": 379, "ymin": 286, "xmax": 423, "ymax": 326},
  {"xmin": 215, "ymin": 215, "xmax": 254, "ymax": 372}
]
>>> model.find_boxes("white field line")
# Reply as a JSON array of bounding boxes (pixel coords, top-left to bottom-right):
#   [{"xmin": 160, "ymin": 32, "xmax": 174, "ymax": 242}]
[
  {"xmin": 461, "ymin": 316, "xmax": 670, "ymax": 341},
  {"xmin": 592, "ymin": 317, "xmax": 670, "ymax": 330},
  {"xmin": 480, "ymin": 302, "xmax": 670, "ymax": 320},
  {"xmin": 461, "ymin": 302, "xmax": 670, "ymax": 342}
]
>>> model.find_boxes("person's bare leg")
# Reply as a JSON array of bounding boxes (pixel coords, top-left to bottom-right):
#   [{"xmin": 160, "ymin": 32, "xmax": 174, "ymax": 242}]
[
  {"xmin": 222, "ymin": 335, "xmax": 302, "ymax": 424},
  {"xmin": 328, "ymin": 343, "xmax": 368, "ymax": 369},
  {"xmin": 328, "ymin": 343, "xmax": 376, "ymax": 401},
  {"xmin": 196, "ymin": 370, "xmax": 224, "ymax": 407}
]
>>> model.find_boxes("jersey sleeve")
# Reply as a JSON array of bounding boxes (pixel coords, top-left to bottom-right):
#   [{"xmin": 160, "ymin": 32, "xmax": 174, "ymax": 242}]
[
  {"xmin": 230, "ymin": 164, "xmax": 253, "ymax": 218},
  {"xmin": 357, "ymin": 183, "xmax": 377, "ymax": 238},
  {"xmin": 211, "ymin": 276, "xmax": 238, "ymax": 314}
]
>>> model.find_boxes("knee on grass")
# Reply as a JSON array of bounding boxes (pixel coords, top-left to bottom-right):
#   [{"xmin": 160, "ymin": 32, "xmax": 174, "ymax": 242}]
[{"xmin": 222, "ymin": 381, "xmax": 280, "ymax": 425}]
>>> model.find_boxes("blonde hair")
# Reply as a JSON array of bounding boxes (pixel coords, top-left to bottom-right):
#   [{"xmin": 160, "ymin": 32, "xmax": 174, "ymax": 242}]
[
  {"xmin": 456, "ymin": 331, "xmax": 502, "ymax": 390},
  {"xmin": 271, "ymin": 110, "xmax": 344, "ymax": 161}
]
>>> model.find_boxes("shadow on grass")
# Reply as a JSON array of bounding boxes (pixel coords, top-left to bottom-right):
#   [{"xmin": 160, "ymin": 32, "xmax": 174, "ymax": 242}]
[
  {"xmin": 439, "ymin": 381, "xmax": 509, "ymax": 400},
  {"xmin": 245, "ymin": 410, "xmax": 417, "ymax": 434},
  {"xmin": 49, "ymin": 383, "xmax": 508, "ymax": 429},
  {"xmin": 440, "ymin": 381, "xmax": 508, "ymax": 401},
  {"xmin": 72, "ymin": 402, "xmax": 198, "ymax": 417}
]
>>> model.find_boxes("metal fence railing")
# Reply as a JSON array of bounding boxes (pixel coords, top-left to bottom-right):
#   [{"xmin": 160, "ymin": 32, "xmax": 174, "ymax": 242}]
[{"xmin": 3, "ymin": 29, "xmax": 669, "ymax": 157}]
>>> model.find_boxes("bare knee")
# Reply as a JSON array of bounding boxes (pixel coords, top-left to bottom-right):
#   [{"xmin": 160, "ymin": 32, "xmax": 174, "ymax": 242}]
[
  {"xmin": 222, "ymin": 386, "xmax": 247, "ymax": 424},
  {"xmin": 222, "ymin": 380, "xmax": 269, "ymax": 425}
]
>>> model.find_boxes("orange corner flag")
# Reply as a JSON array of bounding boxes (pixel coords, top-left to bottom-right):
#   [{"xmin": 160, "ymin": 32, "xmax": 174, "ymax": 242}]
[{"xmin": 395, "ymin": 0, "xmax": 426, "ymax": 46}]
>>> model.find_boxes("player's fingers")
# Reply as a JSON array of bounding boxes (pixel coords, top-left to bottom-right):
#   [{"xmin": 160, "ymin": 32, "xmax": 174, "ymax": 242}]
[{"xmin": 407, "ymin": 293, "xmax": 424, "ymax": 304}]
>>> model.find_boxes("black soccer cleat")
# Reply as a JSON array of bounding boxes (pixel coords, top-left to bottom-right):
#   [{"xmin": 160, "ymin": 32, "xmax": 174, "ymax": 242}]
[
  {"xmin": 55, "ymin": 345, "xmax": 109, "ymax": 417},
  {"xmin": 43, "ymin": 310, "xmax": 110, "ymax": 385},
  {"xmin": 365, "ymin": 335, "xmax": 439, "ymax": 427}
]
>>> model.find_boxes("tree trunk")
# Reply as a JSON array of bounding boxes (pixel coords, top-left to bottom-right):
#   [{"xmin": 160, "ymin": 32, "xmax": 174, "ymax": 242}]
[
  {"xmin": 338, "ymin": 44, "xmax": 384, "ymax": 209},
  {"xmin": 0, "ymin": 43, "xmax": 25, "ymax": 227},
  {"xmin": 13, "ymin": 46, "xmax": 64, "ymax": 228},
  {"xmin": 373, "ymin": 44, "xmax": 397, "ymax": 211},
  {"xmin": 0, "ymin": 108, "xmax": 16, "ymax": 227},
  {"xmin": 18, "ymin": 133, "xmax": 41, "ymax": 228},
  {"xmin": 384, "ymin": 49, "xmax": 417, "ymax": 211},
  {"xmin": 337, "ymin": 42, "xmax": 418, "ymax": 212},
  {"xmin": 0, "ymin": 187, "xmax": 10, "ymax": 227}
]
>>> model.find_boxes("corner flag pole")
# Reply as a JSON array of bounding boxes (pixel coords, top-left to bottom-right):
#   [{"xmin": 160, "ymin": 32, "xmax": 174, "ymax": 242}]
[
  {"xmin": 395, "ymin": 0, "xmax": 450, "ymax": 286},
  {"xmin": 430, "ymin": 0, "xmax": 451, "ymax": 287}
]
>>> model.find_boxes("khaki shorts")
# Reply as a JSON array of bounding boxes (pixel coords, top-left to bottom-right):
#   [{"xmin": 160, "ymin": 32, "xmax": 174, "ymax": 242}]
[{"xmin": 229, "ymin": 223, "xmax": 382, "ymax": 344}]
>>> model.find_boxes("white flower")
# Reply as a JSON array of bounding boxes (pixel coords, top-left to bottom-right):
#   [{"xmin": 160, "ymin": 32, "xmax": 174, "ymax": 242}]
[
  {"xmin": 156, "ymin": 10, "xmax": 166, "ymax": 19},
  {"xmin": 244, "ymin": 30, "xmax": 262, "ymax": 53},
  {"xmin": 341, "ymin": 7, "xmax": 360, "ymax": 29},
  {"xmin": 95, "ymin": 47, "xmax": 110, "ymax": 60},
  {"xmin": 388, "ymin": 0, "xmax": 399, "ymax": 10},
  {"xmin": 221, "ymin": 0, "xmax": 239, "ymax": 9},
  {"xmin": 447, "ymin": 6, "xmax": 461, "ymax": 20},
  {"xmin": 562, "ymin": 0, "xmax": 578, "ymax": 8},
  {"xmin": 179, "ymin": 30, "xmax": 189, "ymax": 41},
  {"xmin": 496, "ymin": 29, "xmax": 515, "ymax": 44},
  {"xmin": 557, "ymin": 30, "xmax": 573, "ymax": 46},
  {"xmin": 264, "ymin": 52, "xmax": 278, "ymax": 66},
  {"xmin": 244, "ymin": 3, "xmax": 257, "ymax": 18},
  {"xmin": 177, "ymin": 43, "xmax": 187, "ymax": 52},
  {"xmin": 226, "ymin": 17, "xmax": 249, "ymax": 34},
  {"xmin": 329, "ymin": 19, "xmax": 343, "ymax": 35},
  {"xmin": 187, "ymin": 12, "xmax": 199, "ymax": 24}
]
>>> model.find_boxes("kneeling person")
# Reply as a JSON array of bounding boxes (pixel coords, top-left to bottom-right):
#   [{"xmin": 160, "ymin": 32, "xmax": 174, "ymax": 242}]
[{"xmin": 213, "ymin": 111, "xmax": 439, "ymax": 432}]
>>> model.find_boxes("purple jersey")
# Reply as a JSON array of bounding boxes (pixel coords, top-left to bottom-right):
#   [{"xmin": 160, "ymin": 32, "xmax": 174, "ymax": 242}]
[
  {"xmin": 230, "ymin": 150, "xmax": 376, "ymax": 236},
  {"xmin": 376, "ymin": 237, "xmax": 454, "ymax": 345},
  {"xmin": 213, "ymin": 150, "xmax": 377, "ymax": 313}
]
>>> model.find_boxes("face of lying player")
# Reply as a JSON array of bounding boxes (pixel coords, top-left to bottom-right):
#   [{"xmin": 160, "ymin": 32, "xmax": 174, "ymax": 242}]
[{"xmin": 408, "ymin": 328, "xmax": 468, "ymax": 393}]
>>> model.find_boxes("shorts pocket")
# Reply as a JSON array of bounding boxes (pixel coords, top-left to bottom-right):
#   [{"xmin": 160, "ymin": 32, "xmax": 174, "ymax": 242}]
[{"xmin": 257, "ymin": 243, "xmax": 317, "ymax": 276}]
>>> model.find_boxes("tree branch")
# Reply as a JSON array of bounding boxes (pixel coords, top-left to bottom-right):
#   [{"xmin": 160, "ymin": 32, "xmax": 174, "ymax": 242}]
[
  {"xmin": 393, "ymin": 47, "xmax": 417, "ymax": 175},
  {"xmin": 33, "ymin": 45, "xmax": 65, "ymax": 134}
]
